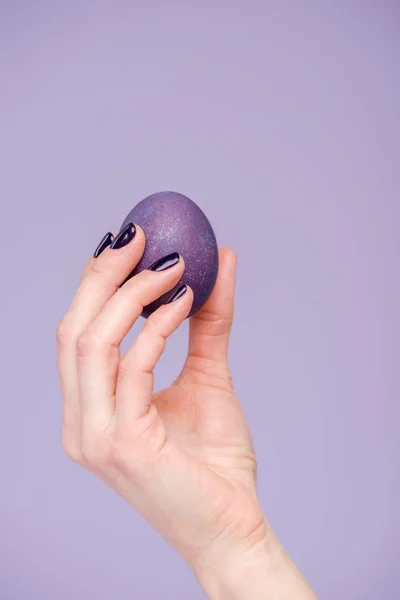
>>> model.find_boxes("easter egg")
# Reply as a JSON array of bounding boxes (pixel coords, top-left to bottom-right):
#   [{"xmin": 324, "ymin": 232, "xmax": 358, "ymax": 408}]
[{"xmin": 119, "ymin": 191, "xmax": 219, "ymax": 318}]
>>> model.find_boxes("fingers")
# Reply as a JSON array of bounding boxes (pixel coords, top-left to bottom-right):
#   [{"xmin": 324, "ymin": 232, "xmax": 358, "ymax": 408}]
[
  {"xmin": 56, "ymin": 223, "xmax": 145, "ymax": 459},
  {"xmin": 77, "ymin": 258, "xmax": 186, "ymax": 427},
  {"xmin": 116, "ymin": 284, "xmax": 194, "ymax": 427},
  {"xmin": 70, "ymin": 223, "xmax": 146, "ymax": 330},
  {"xmin": 187, "ymin": 247, "xmax": 237, "ymax": 364}
]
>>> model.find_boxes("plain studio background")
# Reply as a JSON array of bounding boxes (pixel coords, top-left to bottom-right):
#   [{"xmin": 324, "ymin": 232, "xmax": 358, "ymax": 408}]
[{"xmin": 0, "ymin": 2, "xmax": 399, "ymax": 599}]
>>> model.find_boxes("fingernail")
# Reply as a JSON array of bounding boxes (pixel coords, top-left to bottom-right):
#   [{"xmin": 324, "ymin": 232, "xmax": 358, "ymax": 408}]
[
  {"xmin": 94, "ymin": 232, "xmax": 114, "ymax": 258},
  {"xmin": 168, "ymin": 284, "xmax": 187, "ymax": 303},
  {"xmin": 149, "ymin": 252, "xmax": 180, "ymax": 272},
  {"xmin": 110, "ymin": 223, "xmax": 136, "ymax": 249}
]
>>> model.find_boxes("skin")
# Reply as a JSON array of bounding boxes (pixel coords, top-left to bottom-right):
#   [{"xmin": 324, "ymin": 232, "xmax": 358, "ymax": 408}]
[{"xmin": 56, "ymin": 225, "xmax": 317, "ymax": 599}]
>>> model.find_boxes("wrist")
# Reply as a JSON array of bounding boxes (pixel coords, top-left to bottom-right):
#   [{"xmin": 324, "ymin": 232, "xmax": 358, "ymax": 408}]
[
  {"xmin": 192, "ymin": 524, "xmax": 317, "ymax": 600},
  {"xmin": 197, "ymin": 540, "xmax": 273, "ymax": 600}
]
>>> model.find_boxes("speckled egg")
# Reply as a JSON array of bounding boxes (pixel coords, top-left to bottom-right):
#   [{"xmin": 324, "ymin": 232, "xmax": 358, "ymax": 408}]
[{"xmin": 119, "ymin": 191, "xmax": 219, "ymax": 318}]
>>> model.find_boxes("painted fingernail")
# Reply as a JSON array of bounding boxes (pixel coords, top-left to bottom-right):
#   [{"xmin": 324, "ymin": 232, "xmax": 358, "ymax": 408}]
[
  {"xmin": 168, "ymin": 284, "xmax": 187, "ymax": 303},
  {"xmin": 149, "ymin": 252, "xmax": 180, "ymax": 272},
  {"xmin": 94, "ymin": 232, "xmax": 114, "ymax": 258},
  {"xmin": 110, "ymin": 223, "xmax": 136, "ymax": 249}
]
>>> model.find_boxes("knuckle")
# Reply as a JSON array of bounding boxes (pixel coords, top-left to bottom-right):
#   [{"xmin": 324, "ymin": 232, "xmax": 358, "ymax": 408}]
[
  {"xmin": 62, "ymin": 432, "xmax": 82, "ymax": 464},
  {"xmin": 56, "ymin": 316, "xmax": 75, "ymax": 347},
  {"xmin": 88, "ymin": 262, "xmax": 119, "ymax": 295},
  {"xmin": 63, "ymin": 444, "xmax": 82, "ymax": 464},
  {"xmin": 81, "ymin": 436, "xmax": 108, "ymax": 468},
  {"xmin": 143, "ymin": 319, "xmax": 166, "ymax": 346},
  {"xmin": 76, "ymin": 329, "xmax": 103, "ymax": 356},
  {"xmin": 118, "ymin": 358, "xmax": 132, "ymax": 380},
  {"xmin": 195, "ymin": 310, "xmax": 233, "ymax": 334},
  {"xmin": 80, "ymin": 443, "xmax": 97, "ymax": 466},
  {"xmin": 89, "ymin": 258, "xmax": 104, "ymax": 276},
  {"xmin": 213, "ymin": 315, "xmax": 233, "ymax": 335}
]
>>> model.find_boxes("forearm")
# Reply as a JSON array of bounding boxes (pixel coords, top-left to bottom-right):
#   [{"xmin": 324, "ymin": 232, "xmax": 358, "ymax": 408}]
[{"xmin": 194, "ymin": 526, "xmax": 317, "ymax": 600}]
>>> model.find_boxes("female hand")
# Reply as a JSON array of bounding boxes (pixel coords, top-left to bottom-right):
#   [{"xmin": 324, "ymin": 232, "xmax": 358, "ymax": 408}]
[{"xmin": 56, "ymin": 224, "xmax": 316, "ymax": 599}]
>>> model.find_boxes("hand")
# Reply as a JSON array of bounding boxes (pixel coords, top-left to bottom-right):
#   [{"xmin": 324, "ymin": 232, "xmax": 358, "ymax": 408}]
[{"xmin": 56, "ymin": 224, "xmax": 317, "ymax": 599}]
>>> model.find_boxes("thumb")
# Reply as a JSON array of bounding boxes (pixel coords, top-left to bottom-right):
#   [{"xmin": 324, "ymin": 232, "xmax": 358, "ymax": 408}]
[{"xmin": 186, "ymin": 247, "xmax": 237, "ymax": 366}]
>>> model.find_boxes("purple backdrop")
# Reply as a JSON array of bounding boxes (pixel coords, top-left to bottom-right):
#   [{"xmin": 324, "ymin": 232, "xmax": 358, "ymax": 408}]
[{"xmin": 1, "ymin": 2, "xmax": 399, "ymax": 599}]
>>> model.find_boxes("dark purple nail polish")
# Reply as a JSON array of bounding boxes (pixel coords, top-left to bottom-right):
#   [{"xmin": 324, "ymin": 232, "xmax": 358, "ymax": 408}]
[
  {"xmin": 149, "ymin": 252, "xmax": 180, "ymax": 272},
  {"xmin": 94, "ymin": 232, "xmax": 114, "ymax": 258},
  {"xmin": 110, "ymin": 223, "xmax": 136, "ymax": 249},
  {"xmin": 168, "ymin": 284, "xmax": 187, "ymax": 303}
]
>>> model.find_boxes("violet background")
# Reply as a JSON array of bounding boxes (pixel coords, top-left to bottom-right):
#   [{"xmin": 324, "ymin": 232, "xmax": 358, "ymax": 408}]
[{"xmin": 1, "ymin": 2, "xmax": 399, "ymax": 599}]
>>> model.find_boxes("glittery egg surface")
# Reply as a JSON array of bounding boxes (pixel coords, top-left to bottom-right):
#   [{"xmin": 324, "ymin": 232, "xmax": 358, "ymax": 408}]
[{"xmin": 120, "ymin": 191, "xmax": 219, "ymax": 318}]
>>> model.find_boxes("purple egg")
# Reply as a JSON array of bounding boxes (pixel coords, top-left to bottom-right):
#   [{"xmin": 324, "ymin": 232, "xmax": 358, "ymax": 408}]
[{"xmin": 119, "ymin": 191, "xmax": 219, "ymax": 318}]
